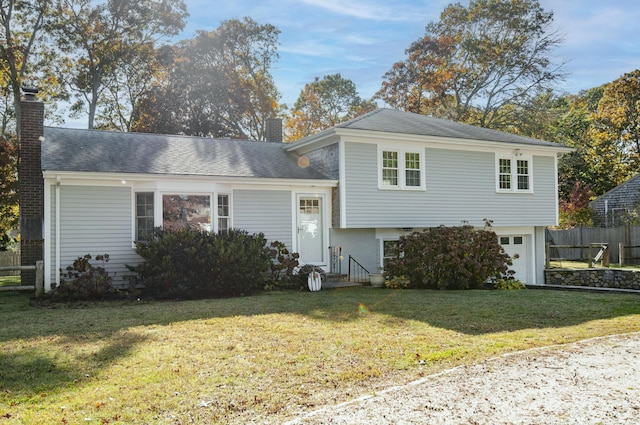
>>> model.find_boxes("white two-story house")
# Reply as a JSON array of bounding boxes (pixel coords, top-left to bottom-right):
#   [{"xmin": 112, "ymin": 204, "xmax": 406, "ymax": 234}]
[{"xmin": 20, "ymin": 96, "xmax": 571, "ymax": 290}]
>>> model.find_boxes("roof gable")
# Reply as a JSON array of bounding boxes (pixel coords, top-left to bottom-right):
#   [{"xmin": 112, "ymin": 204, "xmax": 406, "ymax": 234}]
[
  {"xmin": 289, "ymin": 108, "xmax": 572, "ymax": 151},
  {"xmin": 42, "ymin": 127, "xmax": 331, "ymax": 180},
  {"xmin": 592, "ymin": 174, "xmax": 640, "ymax": 207}
]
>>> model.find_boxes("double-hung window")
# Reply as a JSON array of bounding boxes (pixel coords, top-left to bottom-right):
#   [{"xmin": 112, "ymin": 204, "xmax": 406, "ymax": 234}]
[
  {"xmin": 382, "ymin": 239, "xmax": 399, "ymax": 268},
  {"xmin": 217, "ymin": 194, "xmax": 230, "ymax": 235},
  {"xmin": 135, "ymin": 192, "xmax": 155, "ymax": 241},
  {"xmin": 496, "ymin": 153, "xmax": 532, "ymax": 193},
  {"xmin": 382, "ymin": 151, "xmax": 398, "ymax": 186},
  {"xmin": 379, "ymin": 147, "xmax": 424, "ymax": 190}
]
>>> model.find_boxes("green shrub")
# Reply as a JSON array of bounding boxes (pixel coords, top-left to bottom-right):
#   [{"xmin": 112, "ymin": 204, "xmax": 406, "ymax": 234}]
[
  {"xmin": 385, "ymin": 275, "xmax": 411, "ymax": 289},
  {"xmin": 492, "ymin": 278, "xmax": 526, "ymax": 290},
  {"xmin": 385, "ymin": 220, "xmax": 513, "ymax": 290},
  {"xmin": 52, "ymin": 254, "xmax": 117, "ymax": 301},
  {"xmin": 128, "ymin": 227, "xmax": 272, "ymax": 299}
]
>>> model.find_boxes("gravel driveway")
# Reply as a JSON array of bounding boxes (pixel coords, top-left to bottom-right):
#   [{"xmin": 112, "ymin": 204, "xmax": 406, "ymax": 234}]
[{"xmin": 285, "ymin": 332, "xmax": 640, "ymax": 424}]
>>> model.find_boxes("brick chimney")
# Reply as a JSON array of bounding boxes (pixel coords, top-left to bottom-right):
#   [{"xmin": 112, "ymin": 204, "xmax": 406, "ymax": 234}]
[
  {"xmin": 265, "ymin": 117, "xmax": 283, "ymax": 143},
  {"xmin": 19, "ymin": 88, "xmax": 44, "ymax": 285}
]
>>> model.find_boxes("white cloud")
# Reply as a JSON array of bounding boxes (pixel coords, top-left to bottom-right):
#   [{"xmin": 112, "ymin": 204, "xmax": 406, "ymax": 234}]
[{"xmin": 299, "ymin": 0, "xmax": 434, "ymax": 22}]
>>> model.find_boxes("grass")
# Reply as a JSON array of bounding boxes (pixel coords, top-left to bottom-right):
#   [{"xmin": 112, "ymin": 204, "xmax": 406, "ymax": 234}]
[
  {"xmin": 0, "ymin": 275, "xmax": 21, "ymax": 287},
  {"xmin": 1, "ymin": 288, "xmax": 639, "ymax": 424},
  {"xmin": 549, "ymin": 260, "xmax": 640, "ymax": 269}
]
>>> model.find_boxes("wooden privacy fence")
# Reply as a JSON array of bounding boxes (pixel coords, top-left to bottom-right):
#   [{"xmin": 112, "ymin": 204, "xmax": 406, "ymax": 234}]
[
  {"xmin": 545, "ymin": 243, "xmax": 610, "ymax": 268},
  {"xmin": 546, "ymin": 225, "xmax": 640, "ymax": 264},
  {"xmin": 0, "ymin": 251, "xmax": 20, "ymax": 275},
  {"xmin": 0, "ymin": 260, "xmax": 44, "ymax": 298},
  {"xmin": 618, "ymin": 243, "xmax": 640, "ymax": 266}
]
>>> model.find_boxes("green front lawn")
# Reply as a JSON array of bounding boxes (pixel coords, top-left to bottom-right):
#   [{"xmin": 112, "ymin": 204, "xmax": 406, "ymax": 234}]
[{"xmin": 1, "ymin": 288, "xmax": 639, "ymax": 424}]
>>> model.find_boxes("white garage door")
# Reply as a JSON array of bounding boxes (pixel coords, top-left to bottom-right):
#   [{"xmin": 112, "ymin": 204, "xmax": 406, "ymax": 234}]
[{"xmin": 499, "ymin": 235, "xmax": 528, "ymax": 282}]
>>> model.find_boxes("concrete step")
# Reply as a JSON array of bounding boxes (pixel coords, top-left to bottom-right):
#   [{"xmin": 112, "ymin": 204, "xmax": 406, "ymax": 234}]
[{"xmin": 323, "ymin": 274, "xmax": 362, "ymax": 289}]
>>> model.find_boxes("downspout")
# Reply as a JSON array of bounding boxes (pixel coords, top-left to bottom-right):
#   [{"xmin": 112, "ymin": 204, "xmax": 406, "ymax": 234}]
[{"xmin": 55, "ymin": 177, "xmax": 61, "ymax": 289}]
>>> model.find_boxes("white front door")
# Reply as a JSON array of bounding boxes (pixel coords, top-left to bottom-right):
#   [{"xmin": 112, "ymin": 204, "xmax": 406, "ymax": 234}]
[
  {"xmin": 500, "ymin": 235, "xmax": 528, "ymax": 282},
  {"xmin": 297, "ymin": 196, "xmax": 324, "ymax": 264}
]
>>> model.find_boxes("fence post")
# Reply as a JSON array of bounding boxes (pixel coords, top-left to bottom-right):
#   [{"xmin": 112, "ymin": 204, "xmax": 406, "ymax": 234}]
[
  {"xmin": 603, "ymin": 245, "xmax": 610, "ymax": 267},
  {"xmin": 619, "ymin": 242, "xmax": 625, "ymax": 266},
  {"xmin": 545, "ymin": 243, "xmax": 550, "ymax": 269},
  {"xmin": 35, "ymin": 260, "xmax": 44, "ymax": 299}
]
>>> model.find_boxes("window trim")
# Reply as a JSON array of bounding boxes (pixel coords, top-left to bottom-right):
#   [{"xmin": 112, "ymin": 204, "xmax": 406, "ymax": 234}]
[
  {"xmin": 495, "ymin": 153, "xmax": 533, "ymax": 193},
  {"xmin": 378, "ymin": 146, "xmax": 425, "ymax": 190}
]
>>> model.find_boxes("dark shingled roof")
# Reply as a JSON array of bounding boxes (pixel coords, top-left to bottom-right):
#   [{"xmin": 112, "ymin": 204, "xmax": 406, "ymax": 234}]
[
  {"xmin": 327, "ymin": 108, "xmax": 569, "ymax": 149},
  {"xmin": 42, "ymin": 127, "xmax": 331, "ymax": 180}
]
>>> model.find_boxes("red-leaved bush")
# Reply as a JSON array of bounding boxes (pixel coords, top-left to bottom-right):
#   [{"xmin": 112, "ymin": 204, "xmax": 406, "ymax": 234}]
[{"xmin": 385, "ymin": 220, "xmax": 514, "ymax": 290}]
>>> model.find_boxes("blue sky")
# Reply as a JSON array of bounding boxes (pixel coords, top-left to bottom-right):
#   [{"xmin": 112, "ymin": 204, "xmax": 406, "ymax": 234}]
[{"xmin": 181, "ymin": 0, "xmax": 640, "ymax": 109}]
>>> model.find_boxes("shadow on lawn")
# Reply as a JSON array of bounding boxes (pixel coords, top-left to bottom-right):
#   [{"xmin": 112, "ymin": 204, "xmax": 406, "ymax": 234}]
[
  {"xmin": 0, "ymin": 330, "xmax": 147, "ymax": 398},
  {"xmin": 1, "ymin": 288, "xmax": 639, "ymax": 342},
  {"xmin": 0, "ymin": 289, "xmax": 639, "ymax": 398}
]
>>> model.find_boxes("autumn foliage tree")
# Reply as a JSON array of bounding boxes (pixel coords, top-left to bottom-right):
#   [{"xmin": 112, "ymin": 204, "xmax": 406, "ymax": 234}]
[
  {"xmin": 556, "ymin": 71, "xmax": 640, "ymax": 200},
  {"xmin": 588, "ymin": 70, "xmax": 640, "ymax": 189},
  {"xmin": 558, "ymin": 181, "xmax": 594, "ymax": 229},
  {"xmin": 0, "ymin": 137, "xmax": 18, "ymax": 249},
  {"xmin": 375, "ymin": 0, "xmax": 564, "ymax": 130},
  {"xmin": 53, "ymin": 0, "xmax": 188, "ymax": 129},
  {"xmin": 133, "ymin": 17, "xmax": 282, "ymax": 140},
  {"xmin": 284, "ymin": 73, "xmax": 376, "ymax": 142},
  {"xmin": 0, "ymin": 0, "xmax": 62, "ymax": 135}
]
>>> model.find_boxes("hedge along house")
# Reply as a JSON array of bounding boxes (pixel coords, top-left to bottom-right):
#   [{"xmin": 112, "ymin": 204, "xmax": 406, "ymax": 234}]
[{"xmin": 20, "ymin": 93, "xmax": 571, "ymax": 291}]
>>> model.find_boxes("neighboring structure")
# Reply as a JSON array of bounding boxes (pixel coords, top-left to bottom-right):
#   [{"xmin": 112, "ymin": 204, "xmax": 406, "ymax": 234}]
[
  {"xmin": 20, "ymin": 96, "xmax": 571, "ymax": 291},
  {"xmin": 590, "ymin": 174, "xmax": 640, "ymax": 227}
]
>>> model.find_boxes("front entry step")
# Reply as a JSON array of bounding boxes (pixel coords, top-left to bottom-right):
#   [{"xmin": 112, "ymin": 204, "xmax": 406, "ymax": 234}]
[{"xmin": 323, "ymin": 273, "xmax": 362, "ymax": 289}]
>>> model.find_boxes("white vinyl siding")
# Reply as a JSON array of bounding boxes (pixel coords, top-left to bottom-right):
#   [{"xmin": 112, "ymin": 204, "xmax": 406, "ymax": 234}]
[
  {"xmin": 233, "ymin": 189, "xmax": 293, "ymax": 248},
  {"xmin": 344, "ymin": 142, "xmax": 557, "ymax": 228},
  {"xmin": 53, "ymin": 185, "xmax": 140, "ymax": 286}
]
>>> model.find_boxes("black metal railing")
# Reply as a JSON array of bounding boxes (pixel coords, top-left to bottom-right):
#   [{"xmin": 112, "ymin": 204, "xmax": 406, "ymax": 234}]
[{"xmin": 348, "ymin": 255, "xmax": 369, "ymax": 284}]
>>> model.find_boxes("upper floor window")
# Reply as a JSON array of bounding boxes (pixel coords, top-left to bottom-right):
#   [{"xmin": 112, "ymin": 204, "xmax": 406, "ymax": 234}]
[
  {"xmin": 496, "ymin": 154, "xmax": 532, "ymax": 193},
  {"xmin": 382, "ymin": 151, "xmax": 398, "ymax": 186},
  {"xmin": 379, "ymin": 147, "xmax": 424, "ymax": 190}
]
